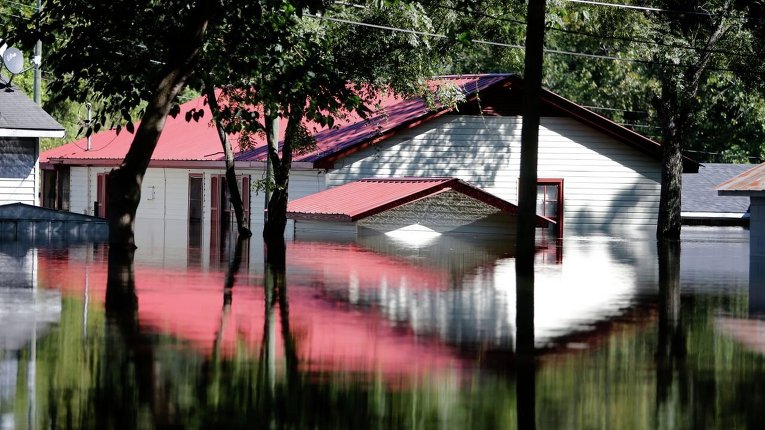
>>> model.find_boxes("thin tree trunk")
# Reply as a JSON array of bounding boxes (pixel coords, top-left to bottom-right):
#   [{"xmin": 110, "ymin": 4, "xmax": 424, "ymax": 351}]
[
  {"xmin": 204, "ymin": 82, "xmax": 252, "ymax": 237},
  {"xmin": 263, "ymin": 104, "xmax": 303, "ymax": 245},
  {"xmin": 516, "ymin": 0, "xmax": 546, "ymax": 277},
  {"xmin": 107, "ymin": 1, "xmax": 212, "ymax": 249}
]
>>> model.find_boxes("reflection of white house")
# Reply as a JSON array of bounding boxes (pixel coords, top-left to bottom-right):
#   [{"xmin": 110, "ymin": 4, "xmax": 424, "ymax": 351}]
[
  {"xmin": 288, "ymin": 235, "xmax": 658, "ymax": 348},
  {"xmin": 0, "ymin": 78, "xmax": 65, "ymax": 206},
  {"xmin": 40, "ymin": 74, "xmax": 698, "ymax": 243}
]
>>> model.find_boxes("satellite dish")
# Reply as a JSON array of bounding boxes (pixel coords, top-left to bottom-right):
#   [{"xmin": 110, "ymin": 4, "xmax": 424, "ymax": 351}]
[{"xmin": 3, "ymin": 47, "xmax": 24, "ymax": 75}]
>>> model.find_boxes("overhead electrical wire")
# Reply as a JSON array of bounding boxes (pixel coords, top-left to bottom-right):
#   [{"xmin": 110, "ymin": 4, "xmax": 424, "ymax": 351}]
[
  {"xmin": 0, "ymin": 0, "xmax": 33, "ymax": 11},
  {"xmin": 425, "ymin": 2, "xmax": 756, "ymax": 59},
  {"xmin": 563, "ymin": 0, "xmax": 716, "ymax": 15},
  {"xmin": 307, "ymin": 13, "xmax": 757, "ymax": 74},
  {"xmin": 561, "ymin": 0, "xmax": 752, "ymax": 20}
]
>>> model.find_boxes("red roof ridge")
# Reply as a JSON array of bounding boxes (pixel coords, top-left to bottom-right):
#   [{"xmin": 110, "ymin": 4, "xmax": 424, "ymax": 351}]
[
  {"xmin": 288, "ymin": 176, "xmax": 553, "ymax": 226},
  {"xmin": 358, "ymin": 177, "xmax": 454, "ymax": 183}
]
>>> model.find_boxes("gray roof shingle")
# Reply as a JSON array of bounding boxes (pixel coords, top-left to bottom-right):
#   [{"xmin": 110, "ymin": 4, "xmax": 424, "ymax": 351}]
[
  {"xmin": 682, "ymin": 163, "xmax": 753, "ymax": 214},
  {"xmin": 0, "ymin": 77, "xmax": 64, "ymax": 135}
]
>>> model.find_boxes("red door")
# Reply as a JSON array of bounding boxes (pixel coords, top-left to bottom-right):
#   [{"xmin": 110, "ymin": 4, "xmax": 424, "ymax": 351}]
[{"xmin": 96, "ymin": 173, "xmax": 109, "ymax": 218}]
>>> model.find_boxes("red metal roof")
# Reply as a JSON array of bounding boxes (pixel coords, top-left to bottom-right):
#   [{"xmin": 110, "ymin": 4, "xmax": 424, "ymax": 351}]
[
  {"xmin": 42, "ymin": 74, "xmax": 697, "ymax": 172},
  {"xmin": 287, "ymin": 177, "xmax": 553, "ymax": 225},
  {"xmin": 716, "ymin": 163, "xmax": 765, "ymax": 195},
  {"xmin": 40, "ymin": 76, "xmax": 492, "ymax": 166}
]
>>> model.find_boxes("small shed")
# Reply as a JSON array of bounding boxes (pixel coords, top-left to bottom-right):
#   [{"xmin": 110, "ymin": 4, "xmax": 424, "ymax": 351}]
[
  {"xmin": 286, "ymin": 177, "xmax": 552, "ymax": 240},
  {"xmin": 0, "ymin": 203, "xmax": 108, "ymax": 241},
  {"xmin": 0, "ymin": 78, "xmax": 65, "ymax": 206},
  {"xmin": 717, "ymin": 163, "xmax": 765, "ymax": 257}
]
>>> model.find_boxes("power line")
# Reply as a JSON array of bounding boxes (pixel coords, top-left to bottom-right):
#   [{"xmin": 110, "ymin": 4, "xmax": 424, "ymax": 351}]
[
  {"xmin": 582, "ymin": 105, "xmax": 646, "ymax": 113},
  {"xmin": 0, "ymin": 10, "xmax": 30, "ymax": 20},
  {"xmin": 0, "ymin": 0, "xmax": 33, "ymax": 11},
  {"xmin": 563, "ymin": 0, "xmax": 716, "ymax": 16},
  {"xmin": 563, "ymin": 0, "xmax": 751, "ymax": 20},
  {"xmin": 425, "ymin": 2, "xmax": 755, "ymax": 59},
  {"xmin": 308, "ymin": 13, "xmax": 758, "ymax": 74}
]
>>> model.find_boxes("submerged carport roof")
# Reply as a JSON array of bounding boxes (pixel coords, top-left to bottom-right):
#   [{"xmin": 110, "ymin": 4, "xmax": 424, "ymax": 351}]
[{"xmin": 287, "ymin": 177, "xmax": 554, "ymax": 225}]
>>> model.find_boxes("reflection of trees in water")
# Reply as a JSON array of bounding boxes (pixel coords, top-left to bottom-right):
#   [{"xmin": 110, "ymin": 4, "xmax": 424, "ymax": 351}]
[
  {"xmin": 655, "ymin": 240, "xmax": 688, "ymax": 423},
  {"xmin": 100, "ymin": 246, "xmax": 176, "ymax": 428},
  {"xmin": 515, "ymin": 270, "xmax": 536, "ymax": 430},
  {"xmin": 22, "ymin": 237, "xmax": 765, "ymax": 428}
]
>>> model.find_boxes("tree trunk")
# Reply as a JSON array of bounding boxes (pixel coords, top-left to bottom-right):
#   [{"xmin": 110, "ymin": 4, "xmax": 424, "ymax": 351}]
[
  {"xmin": 516, "ymin": 0, "xmax": 547, "ymax": 277},
  {"xmin": 107, "ymin": 1, "xmax": 212, "ymax": 249},
  {"xmin": 204, "ymin": 82, "xmax": 252, "ymax": 237},
  {"xmin": 655, "ymin": 80, "xmax": 684, "ymax": 240},
  {"xmin": 262, "ymin": 104, "xmax": 303, "ymax": 245},
  {"xmin": 264, "ymin": 181, "xmax": 289, "ymax": 243},
  {"xmin": 653, "ymin": 2, "xmax": 730, "ymax": 240}
]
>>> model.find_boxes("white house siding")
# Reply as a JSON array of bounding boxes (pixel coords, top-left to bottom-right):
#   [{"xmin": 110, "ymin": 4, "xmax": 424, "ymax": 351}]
[
  {"xmin": 0, "ymin": 138, "xmax": 37, "ymax": 206},
  {"xmin": 67, "ymin": 165, "xmax": 327, "ymax": 266},
  {"xmin": 326, "ymin": 115, "xmax": 662, "ymax": 237}
]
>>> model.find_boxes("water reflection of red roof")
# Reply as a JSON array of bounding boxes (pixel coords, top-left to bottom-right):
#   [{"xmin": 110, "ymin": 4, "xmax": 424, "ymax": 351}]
[
  {"xmin": 37, "ymin": 252, "xmax": 465, "ymax": 379},
  {"xmin": 287, "ymin": 241, "xmax": 447, "ymax": 290}
]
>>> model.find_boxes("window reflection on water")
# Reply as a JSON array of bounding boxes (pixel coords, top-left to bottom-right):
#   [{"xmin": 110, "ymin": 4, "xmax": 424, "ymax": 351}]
[{"xmin": 1, "ymin": 224, "xmax": 764, "ymax": 429}]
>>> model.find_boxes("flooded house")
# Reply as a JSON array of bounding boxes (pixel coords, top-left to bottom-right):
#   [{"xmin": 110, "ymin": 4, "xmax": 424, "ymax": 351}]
[
  {"xmin": 40, "ymin": 74, "xmax": 698, "ymax": 241},
  {"xmin": 0, "ymin": 78, "xmax": 64, "ymax": 206}
]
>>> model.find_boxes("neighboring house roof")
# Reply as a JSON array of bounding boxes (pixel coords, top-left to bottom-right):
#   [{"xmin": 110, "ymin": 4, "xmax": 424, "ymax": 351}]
[
  {"xmin": 682, "ymin": 163, "xmax": 754, "ymax": 219},
  {"xmin": 286, "ymin": 177, "xmax": 553, "ymax": 225},
  {"xmin": 0, "ymin": 78, "xmax": 65, "ymax": 138},
  {"xmin": 41, "ymin": 74, "xmax": 698, "ymax": 172},
  {"xmin": 717, "ymin": 162, "xmax": 765, "ymax": 196}
]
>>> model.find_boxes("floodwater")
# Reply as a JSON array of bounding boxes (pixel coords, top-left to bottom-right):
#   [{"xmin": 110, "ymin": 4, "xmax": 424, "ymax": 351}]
[{"xmin": 0, "ymin": 224, "xmax": 762, "ymax": 429}]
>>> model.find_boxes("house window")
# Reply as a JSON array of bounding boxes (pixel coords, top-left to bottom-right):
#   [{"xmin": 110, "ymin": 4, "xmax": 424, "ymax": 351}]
[
  {"xmin": 536, "ymin": 179, "xmax": 563, "ymax": 237},
  {"xmin": 188, "ymin": 174, "xmax": 203, "ymax": 222},
  {"xmin": 41, "ymin": 167, "xmax": 70, "ymax": 211}
]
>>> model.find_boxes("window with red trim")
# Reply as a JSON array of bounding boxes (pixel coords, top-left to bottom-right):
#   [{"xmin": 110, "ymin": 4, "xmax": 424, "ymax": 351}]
[{"xmin": 536, "ymin": 179, "xmax": 563, "ymax": 237}]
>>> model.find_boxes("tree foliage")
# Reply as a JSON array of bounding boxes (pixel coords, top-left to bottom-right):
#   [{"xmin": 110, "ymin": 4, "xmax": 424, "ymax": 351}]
[{"xmin": 201, "ymin": 1, "xmax": 454, "ymax": 241}]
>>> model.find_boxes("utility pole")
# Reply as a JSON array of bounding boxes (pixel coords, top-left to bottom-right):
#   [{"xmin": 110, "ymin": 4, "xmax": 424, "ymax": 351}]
[
  {"xmin": 33, "ymin": 0, "xmax": 42, "ymax": 207},
  {"xmin": 33, "ymin": 0, "xmax": 42, "ymax": 105}
]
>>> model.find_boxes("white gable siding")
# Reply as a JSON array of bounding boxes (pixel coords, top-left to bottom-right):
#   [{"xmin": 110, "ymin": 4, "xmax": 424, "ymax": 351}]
[
  {"xmin": 0, "ymin": 138, "xmax": 37, "ymax": 205},
  {"xmin": 326, "ymin": 115, "xmax": 661, "ymax": 237}
]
